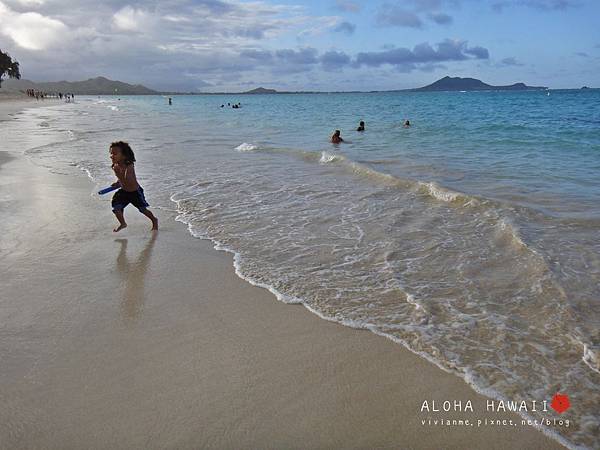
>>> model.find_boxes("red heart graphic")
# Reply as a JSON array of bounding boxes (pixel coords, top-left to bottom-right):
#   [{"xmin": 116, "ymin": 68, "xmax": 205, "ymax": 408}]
[{"xmin": 550, "ymin": 393, "xmax": 570, "ymax": 414}]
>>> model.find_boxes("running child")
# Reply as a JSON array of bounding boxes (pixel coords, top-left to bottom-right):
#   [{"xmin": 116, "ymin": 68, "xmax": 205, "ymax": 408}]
[{"xmin": 108, "ymin": 141, "xmax": 158, "ymax": 232}]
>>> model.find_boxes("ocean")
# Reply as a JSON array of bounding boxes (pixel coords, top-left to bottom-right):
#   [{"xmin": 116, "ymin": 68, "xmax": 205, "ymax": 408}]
[{"xmin": 3, "ymin": 90, "xmax": 599, "ymax": 449}]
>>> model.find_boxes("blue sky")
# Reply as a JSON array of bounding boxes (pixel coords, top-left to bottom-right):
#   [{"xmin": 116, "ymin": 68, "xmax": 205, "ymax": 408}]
[{"xmin": 0, "ymin": 0, "xmax": 599, "ymax": 91}]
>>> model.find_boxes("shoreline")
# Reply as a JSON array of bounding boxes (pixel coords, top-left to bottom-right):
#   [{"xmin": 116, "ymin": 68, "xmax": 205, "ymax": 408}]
[
  {"xmin": 174, "ymin": 198, "xmax": 575, "ymax": 450},
  {"xmin": 0, "ymin": 104, "xmax": 567, "ymax": 449},
  {"xmin": 0, "ymin": 95, "xmax": 62, "ymax": 121}
]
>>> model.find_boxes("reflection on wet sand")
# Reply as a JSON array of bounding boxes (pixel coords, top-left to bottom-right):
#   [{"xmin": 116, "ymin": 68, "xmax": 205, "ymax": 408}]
[{"xmin": 115, "ymin": 234, "xmax": 157, "ymax": 321}]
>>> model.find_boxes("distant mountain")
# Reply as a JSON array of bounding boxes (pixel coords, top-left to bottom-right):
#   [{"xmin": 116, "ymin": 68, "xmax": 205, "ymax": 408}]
[
  {"xmin": 415, "ymin": 76, "xmax": 547, "ymax": 92},
  {"xmin": 243, "ymin": 87, "xmax": 278, "ymax": 94},
  {"xmin": 2, "ymin": 76, "xmax": 157, "ymax": 95}
]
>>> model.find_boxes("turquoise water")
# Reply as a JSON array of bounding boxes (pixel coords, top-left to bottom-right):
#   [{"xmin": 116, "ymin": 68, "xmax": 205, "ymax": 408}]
[{"xmin": 5, "ymin": 90, "xmax": 600, "ymax": 449}]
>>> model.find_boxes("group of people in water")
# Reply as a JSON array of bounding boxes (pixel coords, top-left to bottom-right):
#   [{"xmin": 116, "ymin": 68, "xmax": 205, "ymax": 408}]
[
  {"xmin": 331, "ymin": 119, "xmax": 411, "ymax": 143},
  {"xmin": 221, "ymin": 102, "xmax": 242, "ymax": 109},
  {"xmin": 25, "ymin": 89, "xmax": 75, "ymax": 102}
]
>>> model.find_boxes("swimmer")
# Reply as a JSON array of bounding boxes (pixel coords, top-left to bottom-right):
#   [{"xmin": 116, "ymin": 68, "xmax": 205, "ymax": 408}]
[{"xmin": 331, "ymin": 130, "xmax": 344, "ymax": 144}]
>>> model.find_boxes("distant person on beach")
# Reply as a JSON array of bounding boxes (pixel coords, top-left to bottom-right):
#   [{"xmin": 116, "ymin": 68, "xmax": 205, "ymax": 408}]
[
  {"xmin": 331, "ymin": 130, "xmax": 344, "ymax": 143},
  {"xmin": 108, "ymin": 141, "xmax": 158, "ymax": 233},
  {"xmin": 168, "ymin": 97, "xmax": 172, "ymax": 105},
  {"xmin": 403, "ymin": 120, "xmax": 411, "ymax": 128},
  {"xmin": 357, "ymin": 121, "xmax": 365, "ymax": 132}
]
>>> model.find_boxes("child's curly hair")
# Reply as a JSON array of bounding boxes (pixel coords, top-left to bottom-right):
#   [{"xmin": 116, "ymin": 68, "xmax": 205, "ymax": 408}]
[{"xmin": 110, "ymin": 141, "xmax": 136, "ymax": 165}]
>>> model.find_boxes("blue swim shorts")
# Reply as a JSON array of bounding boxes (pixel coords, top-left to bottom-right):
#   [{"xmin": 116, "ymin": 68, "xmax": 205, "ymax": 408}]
[{"xmin": 111, "ymin": 187, "xmax": 149, "ymax": 212}]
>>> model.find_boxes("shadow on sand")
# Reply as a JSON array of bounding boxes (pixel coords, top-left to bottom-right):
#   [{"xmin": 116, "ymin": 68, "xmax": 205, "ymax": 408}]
[{"xmin": 115, "ymin": 234, "xmax": 157, "ymax": 321}]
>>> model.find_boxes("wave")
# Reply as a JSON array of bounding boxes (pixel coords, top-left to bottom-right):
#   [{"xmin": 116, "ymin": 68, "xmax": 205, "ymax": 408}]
[
  {"xmin": 170, "ymin": 190, "xmax": 579, "ymax": 450},
  {"xmin": 235, "ymin": 142, "xmax": 259, "ymax": 152},
  {"xmin": 235, "ymin": 144, "xmax": 485, "ymax": 207},
  {"xmin": 582, "ymin": 344, "xmax": 600, "ymax": 374},
  {"xmin": 417, "ymin": 181, "xmax": 478, "ymax": 206},
  {"xmin": 230, "ymin": 144, "xmax": 541, "ymax": 259},
  {"xmin": 319, "ymin": 151, "xmax": 342, "ymax": 164}
]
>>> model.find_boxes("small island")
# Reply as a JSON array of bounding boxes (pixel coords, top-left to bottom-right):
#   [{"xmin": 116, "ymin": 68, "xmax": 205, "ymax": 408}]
[
  {"xmin": 415, "ymin": 76, "xmax": 547, "ymax": 92},
  {"xmin": 243, "ymin": 87, "xmax": 278, "ymax": 94}
]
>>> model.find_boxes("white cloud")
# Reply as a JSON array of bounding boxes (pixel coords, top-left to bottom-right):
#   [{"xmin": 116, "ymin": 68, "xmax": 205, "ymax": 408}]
[
  {"xmin": 15, "ymin": 0, "xmax": 45, "ymax": 5},
  {"xmin": 113, "ymin": 6, "xmax": 152, "ymax": 32},
  {"xmin": 163, "ymin": 14, "xmax": 191, "ymax": 23},
  {"xmin": 0, "ymin": 0, "xmax": 493, "ymax": 91},
  {"xmin": 0, "ymin": 1, "xmax": 67, "ymax": 50}
]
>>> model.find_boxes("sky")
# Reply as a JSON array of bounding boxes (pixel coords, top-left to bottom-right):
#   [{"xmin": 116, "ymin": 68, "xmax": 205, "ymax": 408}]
[{"xmin": 0, "ymin": 0, "xmax": 599, "ymax": 91}]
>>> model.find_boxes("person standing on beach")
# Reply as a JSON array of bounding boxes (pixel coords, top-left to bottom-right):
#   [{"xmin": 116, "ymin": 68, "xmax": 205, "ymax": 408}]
[{"xmin": 108, "ymin": 141, "xmax": 158, "ymax": 232}]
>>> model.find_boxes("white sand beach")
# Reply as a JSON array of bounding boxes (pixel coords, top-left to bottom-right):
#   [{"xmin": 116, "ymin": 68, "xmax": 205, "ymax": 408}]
[{"xmin": 0, "ymin": 101, "xmax": 566, "ymax": 449}]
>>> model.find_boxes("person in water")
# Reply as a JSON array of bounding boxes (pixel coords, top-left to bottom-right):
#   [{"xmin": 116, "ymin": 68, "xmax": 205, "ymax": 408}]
[
  {"xmin": 357, "ymin": 121, "xmax": 365, "ymax": 132},
  {"xmin": 331, "ymin": 130, "xmax": 344, "ymax": 143},
  {"xmin": 403, "ymin": 119, "xmax": 411, "ymax": 127},
  {"xmin": 109, "ymin": 141, "xmax": 158, "ymax": 232}
]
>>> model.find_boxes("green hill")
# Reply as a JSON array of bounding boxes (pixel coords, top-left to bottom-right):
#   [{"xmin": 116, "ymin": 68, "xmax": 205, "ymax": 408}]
[{"xmin": 2, "ymin": 76, "xmax": 157, "ymax": 95}]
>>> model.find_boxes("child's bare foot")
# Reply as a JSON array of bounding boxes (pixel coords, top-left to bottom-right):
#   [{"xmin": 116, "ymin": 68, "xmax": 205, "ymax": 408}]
[
  {"xmin": 151, "ymin": 217, "xmax": 159, "ymax": 231},
  {"xmin": 113, "ymin": 223, "xmax": 127, "ymax": 232}
]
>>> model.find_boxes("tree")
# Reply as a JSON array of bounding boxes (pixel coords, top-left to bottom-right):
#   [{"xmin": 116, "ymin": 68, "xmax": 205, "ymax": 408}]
[{"xmin": 0, "ymin": 50, "xmax": 21, "ymax": 88}]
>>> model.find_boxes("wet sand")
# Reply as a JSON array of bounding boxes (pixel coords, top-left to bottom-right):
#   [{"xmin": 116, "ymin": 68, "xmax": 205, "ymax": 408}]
[
  {"xmin": 0, "ymin": 107, "xmax": 566, "ymax": 449},
  {"xmin": 0, "ymin": 94, "xmax": 61, "ymax": 121}
]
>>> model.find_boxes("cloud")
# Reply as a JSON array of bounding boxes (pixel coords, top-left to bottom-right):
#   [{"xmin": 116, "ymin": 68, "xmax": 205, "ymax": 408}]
[
  {"xmin": 574, "ymin": 52, "xmax": 589, "ymax": 58},
  {"xmin": 355, "ymin": 39, "xmax": 489, "ymax": 70},
  {"xmin": 320, "ymin": 50, "xmax": 351, "ymax": 70},
  {"xmin": 377, "ymin": 0, "xmax": 457, "ymax": 28},
  {"xmin": 334, "ymin": 0, "xmax": 361, "ymax": 13},
  {"xmin": 499, "ymin": 56, "xmax": 524, "ymax": 66},
  {"xmin": 0, "ymin": 0, "xmax": 489, "ymax": 91},
  {"xmin": 239, "ymin": 49, "xmax": 274, "ymax": 62},
  {"xmin": 275, "ymin": 47, "xmax": 319, "ymax": 65},
  {"xmin": 333, "ymin": 21, "xmax": 356, "ymax": 34},
  {"xmin": 0, "ymin": 1, "xmax": 67, "ymax": 50},
  {"xmin": 464, "ymin": 46, "xmax": 489, "ymax": 59},
  {"xmin": 112, "ymin": 6, "xmax": 152, "ymax": 32},
  {"xmin": 297, "ymin": 16, "xmax": 343, "ymax": 38},
  {"xmin": 492, "ymin": 0, "xmax": 580, "ymax": 12},
  {"xmin": 377, "ymin": 4, "xmax": 423, "ymax": 28},
  {"xmin": 428, "ymin": 12, "xmax": 452, "ymax": 24},
  {"xmin": 13, "ymin": 0, "xmax": 45, "ymax": 5},
  {"xmin": 0, "ymin": 0, "xmax": 342, "ymax": 89}
]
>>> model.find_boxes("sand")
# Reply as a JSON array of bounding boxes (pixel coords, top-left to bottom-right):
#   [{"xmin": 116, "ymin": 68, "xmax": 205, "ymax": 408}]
[
  {"xmin": 0, "ymin": 94, "xmax": 61, "ymax": 121},
  {"xmin": 0, "ymin": 103, "xmax": 566, "ymax": 449}
]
